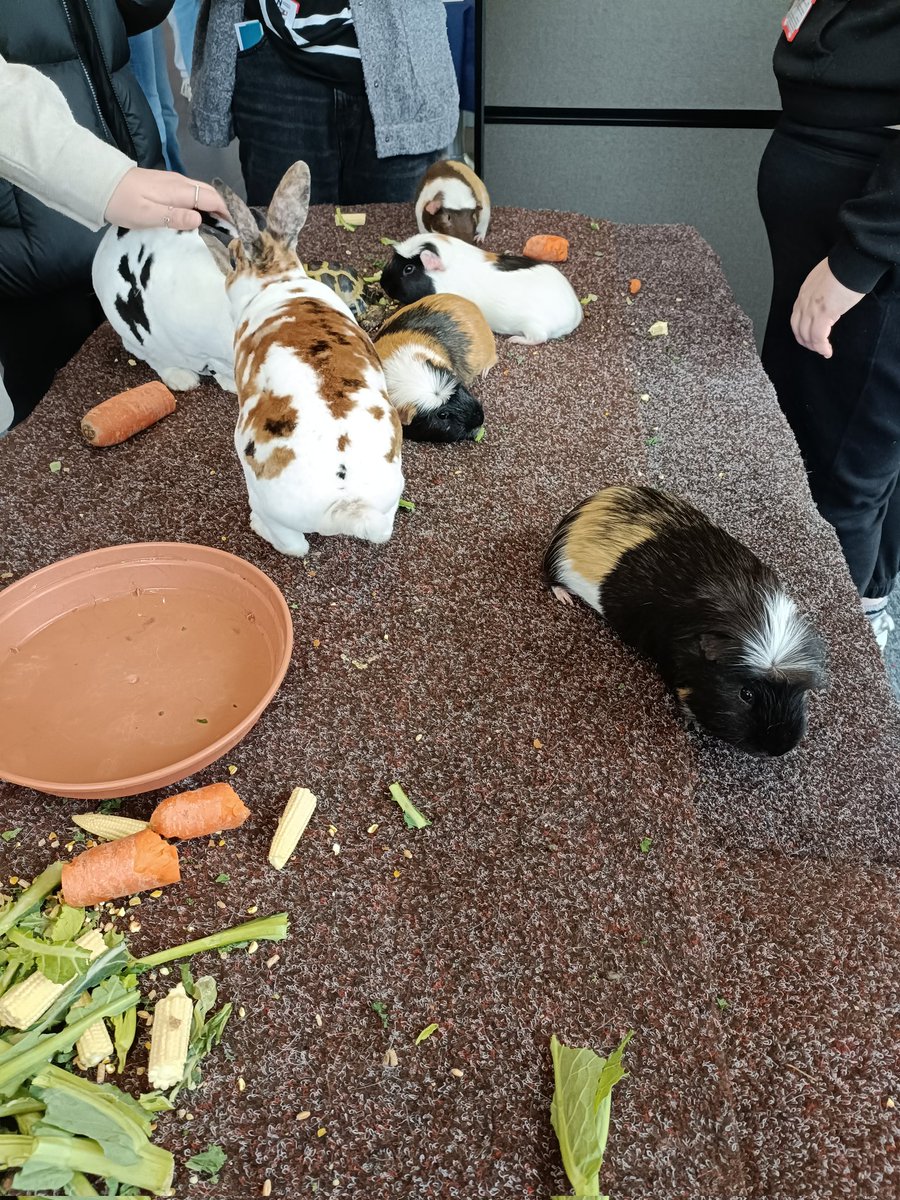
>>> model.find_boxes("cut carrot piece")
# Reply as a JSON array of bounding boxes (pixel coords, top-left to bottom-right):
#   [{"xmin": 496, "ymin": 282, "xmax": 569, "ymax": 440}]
[
  {"xmin": 149, "ymin": 782, "xmax": 251, "ymax": 841},
  {"xmin": 523, "ymin": 235, "xmax": 569, "ymax": 263},
  {"xmin": 629, "ymin": 278, "xmax": 642, "ymax": 294},
  {"xmin": 81, "ymin": 382, "xmax": 176, "ymax": 447},
  {"xmin": 61, "ymin": 830, "xmax": 180, "ymax": 907}
]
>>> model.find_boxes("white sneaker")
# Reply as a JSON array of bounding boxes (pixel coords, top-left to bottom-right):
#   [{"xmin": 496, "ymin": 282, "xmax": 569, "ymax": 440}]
[{"xmin": 868, "ymin": 608, "xmax": 896, "ymax": 652}]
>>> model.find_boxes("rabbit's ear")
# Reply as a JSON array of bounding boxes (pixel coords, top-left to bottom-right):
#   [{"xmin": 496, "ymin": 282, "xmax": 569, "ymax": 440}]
[
  {"xmin": 266, "ymin": 161, "xmax": 311, "ymax": 247},
  {"xmin": 198, "ymin": 226, "xmax": 233, "ymax": 276},
  {"xmin": 213, "ymin": 177, "xmax": 262, "ymax": 255}
]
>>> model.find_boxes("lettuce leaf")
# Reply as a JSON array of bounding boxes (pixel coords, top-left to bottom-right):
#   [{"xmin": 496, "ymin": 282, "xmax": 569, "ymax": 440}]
[{"xmin": 549, "ymin": 1032, "xmax": 632, "ymax": 1199}]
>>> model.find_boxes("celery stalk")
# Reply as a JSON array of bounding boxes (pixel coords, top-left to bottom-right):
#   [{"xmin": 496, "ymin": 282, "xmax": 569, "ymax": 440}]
[
  {"xmin": 133, "ymin": 912, "xmax": 289, "ymax": 969},
  {"xmin": 0, "ymin": 863, "xmax": 63, "ymax": 937},
  {"xmin": 2, "ymin": 1133, "xmax": 174, "ymax": 1194}
]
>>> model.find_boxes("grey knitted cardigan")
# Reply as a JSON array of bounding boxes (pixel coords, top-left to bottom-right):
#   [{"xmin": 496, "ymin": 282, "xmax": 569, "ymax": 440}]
[{"xmin": 190, "ymin": 0, "xmax": 460, "ymax": 158}]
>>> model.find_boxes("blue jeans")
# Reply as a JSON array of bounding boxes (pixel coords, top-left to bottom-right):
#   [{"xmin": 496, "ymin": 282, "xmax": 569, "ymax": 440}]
[
  {"xmin": 128, "ymin": 26, "xmax": 187, "ymax": 175},
  {"xmin": 232, "ymin": 38, "xmax": 442, "ymax": 206}
]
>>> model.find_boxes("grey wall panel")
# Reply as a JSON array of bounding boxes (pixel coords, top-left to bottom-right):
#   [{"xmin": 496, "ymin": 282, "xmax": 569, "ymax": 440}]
[
  {"xmin": 485, "ymin": 0, "xmax": 786, "ymax": 110},
  {"xmin": 484, "ymin": 123, "xmax": 774, "ymax": 341}
]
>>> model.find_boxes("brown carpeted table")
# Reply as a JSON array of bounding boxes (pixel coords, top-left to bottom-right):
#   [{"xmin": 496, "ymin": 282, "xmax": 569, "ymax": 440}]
[{"xmin": 1, "ymin": 205, "xmax": 898, "ymax": 1200}]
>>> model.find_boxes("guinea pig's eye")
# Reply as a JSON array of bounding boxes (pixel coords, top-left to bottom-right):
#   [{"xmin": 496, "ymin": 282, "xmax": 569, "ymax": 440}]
[
  {"xmin": 403, "ymin": 263, "xmax": 416, "ymax": 276},
  {"xmin": 436, "ymin": 409, "xmax": 451, "ymax": 421},
  {"xmin": 739, "ymin": 685, "xmax": 755, "ymax": 705}
]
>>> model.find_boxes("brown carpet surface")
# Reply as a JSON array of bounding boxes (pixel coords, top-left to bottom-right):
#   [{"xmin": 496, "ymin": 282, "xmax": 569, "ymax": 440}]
[{"xmin": 0, "ymin": 204, "xmax": 897, "ymax": 1200}]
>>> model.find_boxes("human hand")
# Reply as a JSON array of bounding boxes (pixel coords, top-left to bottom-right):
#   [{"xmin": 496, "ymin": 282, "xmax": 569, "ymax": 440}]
[
  {"xmin": 104, "ymin": 166, "xmax": 230, "ymax": 230},
  {"xmin": 790, "ymin": 257, "xmax": 865, "ymax": 358}
]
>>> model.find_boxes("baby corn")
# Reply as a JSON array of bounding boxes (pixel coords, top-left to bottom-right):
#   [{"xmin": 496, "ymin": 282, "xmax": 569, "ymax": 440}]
[
  {"xmin": 0, "ymin": 970, "xmax": 65, "ymax": 1029},
  {"xmin": 268, "ymin": 788, "xmax": 317, "ymax": 870},
  {"xmin": 73, "ymin": 993, "xmax": 114, "ymax": 1069},
  {"xmin": 71, "ymin": 813, "xmax": 150, "ymax": 841},
  {"xmin": 75, "ymin": 928, "xmax": 108, "ymax": 958},
  {"xmin": 147, "ymin": 983, "xmax": 193, "ymax": 1089}
]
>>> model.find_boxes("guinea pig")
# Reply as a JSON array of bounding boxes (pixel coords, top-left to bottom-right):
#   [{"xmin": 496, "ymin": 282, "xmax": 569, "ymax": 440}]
[
  {"xmin": 415, "ymin": 159, "xmax": 491, "ymax": 244},
  {"xmin": 374, "ymin": 295, "xmax": 496, "ymax": 442},
  {"xmin": 543, "ymin": 485, "xmax": 826, "ymax": 757},
  {"xmin": 380, "ymin": 233, "xmax": 583, "ymax": 345}
]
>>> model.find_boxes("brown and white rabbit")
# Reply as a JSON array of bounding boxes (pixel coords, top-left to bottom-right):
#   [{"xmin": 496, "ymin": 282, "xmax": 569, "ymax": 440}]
[{"xmin": 213, "ymin": 162, "xmax": 404, "ymax": 557}]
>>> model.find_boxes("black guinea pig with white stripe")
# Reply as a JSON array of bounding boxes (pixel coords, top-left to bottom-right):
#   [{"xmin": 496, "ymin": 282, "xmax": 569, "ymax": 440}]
[
  {"xmin": 380, "ymin": 233, "xmax": 583, "ymax": 345},
  {"xmin": 374, "ymin": 295, "xmax": 496, "ymax": 442},
  {"xmin": 543, "ymin": 485, "xmax": 826, "ymax": 756}
]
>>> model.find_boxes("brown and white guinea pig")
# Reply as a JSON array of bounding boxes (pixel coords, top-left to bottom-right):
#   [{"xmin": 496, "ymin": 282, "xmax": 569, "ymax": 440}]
[
  {"xmin": 415, "ymin": 159, "xmax": 491, "ymax": 244},
  {"xmin": 380, "ymin": 233, "xmax": 583, "ymax": 345},
  {"xmin": 373, "ymin": 295, "xmax": 496, "ymax": 442},
  {"xmin": 543, "ymin": 485, "xmax": 826, "ymax": 757}
]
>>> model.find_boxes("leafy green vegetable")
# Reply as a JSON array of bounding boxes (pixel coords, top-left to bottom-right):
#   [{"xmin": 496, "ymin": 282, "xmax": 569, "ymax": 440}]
[
  {"xmin": 334, "ymin": 206, "xmax": 358, "ymax": 232},
  {"xmin": 371, "ymin": 1001, "xmax": 389, "ymax": 1029},
  {"xmin": 168, "ymin": 975, "xmax": 232, "ymax": 1100},
  {"xmin": 415, "ymin": 1023, "xmax": 438, "ymax": 1045},
  {"xmin": 5, "ymin": 929, "xmax": 89, "ymax": 985},
  {"xmin": 589, "ymin": 220, "xmax": 600, "ymax": 231},
  {"xmin": 388, "ymin": 783, "xmax": 431, "ymax": 830},
  {"xmin": 639, "ymin": 837, "xmax": 652, "ymax": 854},
  {"xmin": 379, "ymin": 236, "xmax": 397, "ymax": 246},
  {"xmin": 4, "ymin": 1132, "xmax": 172, "ymax": 1194},
  {"xmin": 136, "ymin": 1092, "xmax": 174, "ymax": 1115},
  {"xmin": 48, "ymin": 906, "xmax": 85, "ymax": 945},
  {"xmin": 98, "ymin": 799, "xmax": 124, "ymax": 816},
  {"xmin": 397, "ymin": 498, "xmax": 415, "ymax": 512},
  {"xmin": 0, "ymin": 864, "xmax": 64, "ymax": 938},
  {"xmin": 185, "ymin": 1144, "xmax": 226, "ymax": 1179},
  {"xmin": 49, "ymin": 461, "xmax": 62, "ymax": 473},
  {"xmin": 213, "ymin": 873, "xmax": 230, "ymax": 885},
  {"xmin": 473, "ymin": 426, "xmax": 486, "ymax": 444},
  {"xmin": 716, "ymin": 996, "xmax": 728, "ymax": 1010},
  {"xmin": 33, "ymin": 1074, "xmax": 148, "ymax": 1165},
  {"xmin": 549, "ymin": 1032, "xmax": 632, "ymax": 1199},
  {"xmin": 1, "ymin": 828, "xmax": 21, "ymax": 842},
  {"xmin": 132, "ymin": 912, "xmax": 289, "ymax": 970}
]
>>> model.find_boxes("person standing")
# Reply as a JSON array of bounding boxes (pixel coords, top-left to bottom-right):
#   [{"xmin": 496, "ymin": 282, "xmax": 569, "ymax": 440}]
[
  {"xmin": 190, "ymin": 0, "xmax": 459, "ymax": 206},
  {"xmin": 758, "ymin": 1, "xmax": 900, "ymax": 651}
]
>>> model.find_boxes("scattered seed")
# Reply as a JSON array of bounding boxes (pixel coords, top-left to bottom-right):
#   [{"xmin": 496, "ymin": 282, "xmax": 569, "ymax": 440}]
[
  {"xmin": 159, "ymin": 967, "xmax": 170, "ymax": 976},
  {"xmin": 128, "ymin": 920, "xmax": 141, "ymax": 932},
  {"xmin": 317, "ymin": 1127, "xmax": 326, "ymax": 1138},
  {"xmin": 328, "ymin": 825, "xmax": 338, "ymax": 836},
  {"xmin": 239, "ymin": 1006, "xmax": 247, "ymax": 1019},
  {"xmin": 238, "ymin": 1077, "xmax": 246, "ymax": 1092},
  {"xmin": 332, "ymin": 842, "xmax": 341, "ymax": 855},
  {"xmin": 149, "ymin": 889, "xmax": 163, "ymax": 898},
  {"xmin": 383, "ymin": 1047, "xmax": 399, "ymax": 1068},
  {"xmin": 216, "ymin": 899, "xmax": 227, "ymax": 910},
  {"xmin": 297, "ymin": 1111, "xmax": 311, "ymax": 1121},
  {"xmin": 450, "ymin": 1068, "xmax": 464, "ymax": 1078},
  {"xmin": 393, "ymin": 869, "xmax": 401, "ymax": 878},
  {"xmin": 96, "ymin": 1064, "xmax": 106, "ymax": 1084},
  {"xmin": 367, "ymin": 824, "xmax": 379, "ymax": 835},
  {"xmin": 247, "ymin": 905, "xmax": 258, "ymax": 914},
  {"xmin": 315, "ymin": 1013, "xmax": 323, "ymax": 1027},
  {"xmin": 262, "ymin": 1181, "xmax": 272, "ymax": 1197},
  {"xmin": 227, "ymin": 764, "xmax": 238, "ymax": 775},
  {"xmin": 266, "ymin": 954, "xmax": 280, "ymax": 968},
  {"xmin": 402, "ymin": 848, "xmax": 413, "ymax": 859},
  {"xmin": 533, "ymin": 738, "xmax": 543, "ymax": 749}
]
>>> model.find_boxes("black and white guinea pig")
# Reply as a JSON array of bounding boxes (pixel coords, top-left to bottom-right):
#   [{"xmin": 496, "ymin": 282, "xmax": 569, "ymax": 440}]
[
  {"xmin": 380, "ymin": 233, "xmax": 583, "ymax": 346},
  {"xmin": 543, "ymin": 485, "xmax": 826, "ymax": 757},
  {"xmin": 414, "ymin": 159, "xmax": 491, "ymax": 244},
  {"xmin": 374, "ymin": 295, "xmax": 496, "ymax": 442}
]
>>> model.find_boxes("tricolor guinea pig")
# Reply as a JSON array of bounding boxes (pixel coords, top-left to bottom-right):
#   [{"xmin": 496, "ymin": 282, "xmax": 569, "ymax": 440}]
[
  {"xmin": 415, "ymin": 159, "xmax": 491, "ymax": 244},
  {"xmin": 543, "ymin": 485, "xmax": 826, "ymax": 757},
  {"xmin": 380, "ymin": 233, "xmax": 583, "ymax": 345},
  {"xmin": 373, "ymin": 295, "xmax": 496, "ymax": 442}
]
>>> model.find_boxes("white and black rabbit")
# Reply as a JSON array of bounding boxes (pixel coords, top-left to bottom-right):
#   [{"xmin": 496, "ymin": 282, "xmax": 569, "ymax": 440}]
[
  {"xmin": 380, "ymin": 233, "xmax": 583, "ymax": 345},
  {"xmin": 543, "ymin": 485, "xmax": 826, "ymax": 757},
  {"xmin": 92, "ymin": 220, "xmax": 236, "ymax": 393},
  {"xmin": 212, "ymin": 161, "xmax": 404, "ymax": 556}
]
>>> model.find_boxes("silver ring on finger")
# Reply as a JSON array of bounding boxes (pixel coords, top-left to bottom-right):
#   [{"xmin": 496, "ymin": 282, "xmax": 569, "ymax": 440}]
[{"xmin": 193, "ymin": 183, "xmax": 201, "ymax": 210}]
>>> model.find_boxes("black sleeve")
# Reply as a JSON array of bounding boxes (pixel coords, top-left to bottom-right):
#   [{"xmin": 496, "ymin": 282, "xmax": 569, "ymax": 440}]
[
  {"xmin": 116, "ymin": 0, "xmax": 176, "ymax": 37},
  {"xmin": 829, "ymin": 137, "xmax": 900, "ymax": 294}
]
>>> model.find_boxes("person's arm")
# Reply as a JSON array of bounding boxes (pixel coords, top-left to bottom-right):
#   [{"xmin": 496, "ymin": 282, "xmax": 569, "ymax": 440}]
[
  {"xmin": 0, "ymin": 52, "xmax": 134, "ymax": 230},
  {"xmin": 116, "ymin": 0, "xmax": 176, "ymax": 37},
  {"xmin": 791, "ymin": 137, "xmax": 900, "ymax": 358},
  {"xmin": 0, "ymin": 54, "xmax": 229, "ymax": 230}
]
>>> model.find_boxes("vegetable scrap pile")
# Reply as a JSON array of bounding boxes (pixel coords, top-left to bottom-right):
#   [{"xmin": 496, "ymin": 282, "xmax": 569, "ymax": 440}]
[{"xmin": 0, "ymin": 852, "xmax": 287, "ymax": 1194}]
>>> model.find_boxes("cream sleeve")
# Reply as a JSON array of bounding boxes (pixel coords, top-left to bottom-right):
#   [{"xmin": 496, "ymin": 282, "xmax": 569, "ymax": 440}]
[{"xmin": 0, "ymin": 52, "xmax": 135, "ymax": 231}]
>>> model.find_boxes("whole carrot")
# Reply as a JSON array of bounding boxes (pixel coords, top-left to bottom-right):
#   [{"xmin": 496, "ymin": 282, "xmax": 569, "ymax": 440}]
[
  {"xmin": 149, "ymin": 782, "xmax": 251, "ymax": 841},
  {"xmin": 61, "ymin": 829, "xmax": 181, "ymax": 906},
  {"xmin": 81, "ymin": 381, "xmax": 176, "ymax": 446}
]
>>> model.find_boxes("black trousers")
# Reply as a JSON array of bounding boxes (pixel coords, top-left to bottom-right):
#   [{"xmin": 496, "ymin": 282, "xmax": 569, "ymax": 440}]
[
  {"xmin": 0, "ymin": 289, "xmax": 103, "ymax": 428},
  {"xmin": 231, "ymin": 37, "xmax": 441, "ymax": 207},
  {"xmin": 758, "ymin": 118, "xmax": 900, "ymax": 599}
]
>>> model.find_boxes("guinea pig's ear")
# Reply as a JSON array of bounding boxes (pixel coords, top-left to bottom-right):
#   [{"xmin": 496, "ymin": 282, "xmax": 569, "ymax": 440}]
[
  {"xmin": 420, "ymin": 247, "xmax": 445, "ymax": 272},
  {"xmin": 425, "ymin": 193, "xmax": 443, "ymax": 215},
  {"xmin": 266, "ymin": 160, "xmax": 311, "ymax": 247},
  {"xmin": 699, "ymin": 632, "xmax": 732, "ymax": 661}
]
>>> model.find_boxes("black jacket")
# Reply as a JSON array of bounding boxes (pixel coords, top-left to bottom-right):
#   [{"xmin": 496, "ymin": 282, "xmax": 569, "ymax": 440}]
[
  {"xmin": 773, "ymin": 0, "xmax": 900, "ymax": 292},
  {"xmin": 0, "ymin": 0, "xmax": 172, "ymax": 298}
]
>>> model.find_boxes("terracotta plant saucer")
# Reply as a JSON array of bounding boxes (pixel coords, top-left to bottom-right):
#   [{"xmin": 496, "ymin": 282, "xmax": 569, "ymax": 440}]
[{"xmin": 0, "ymin": 543, "xmax": 293, "ymax": 800}]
